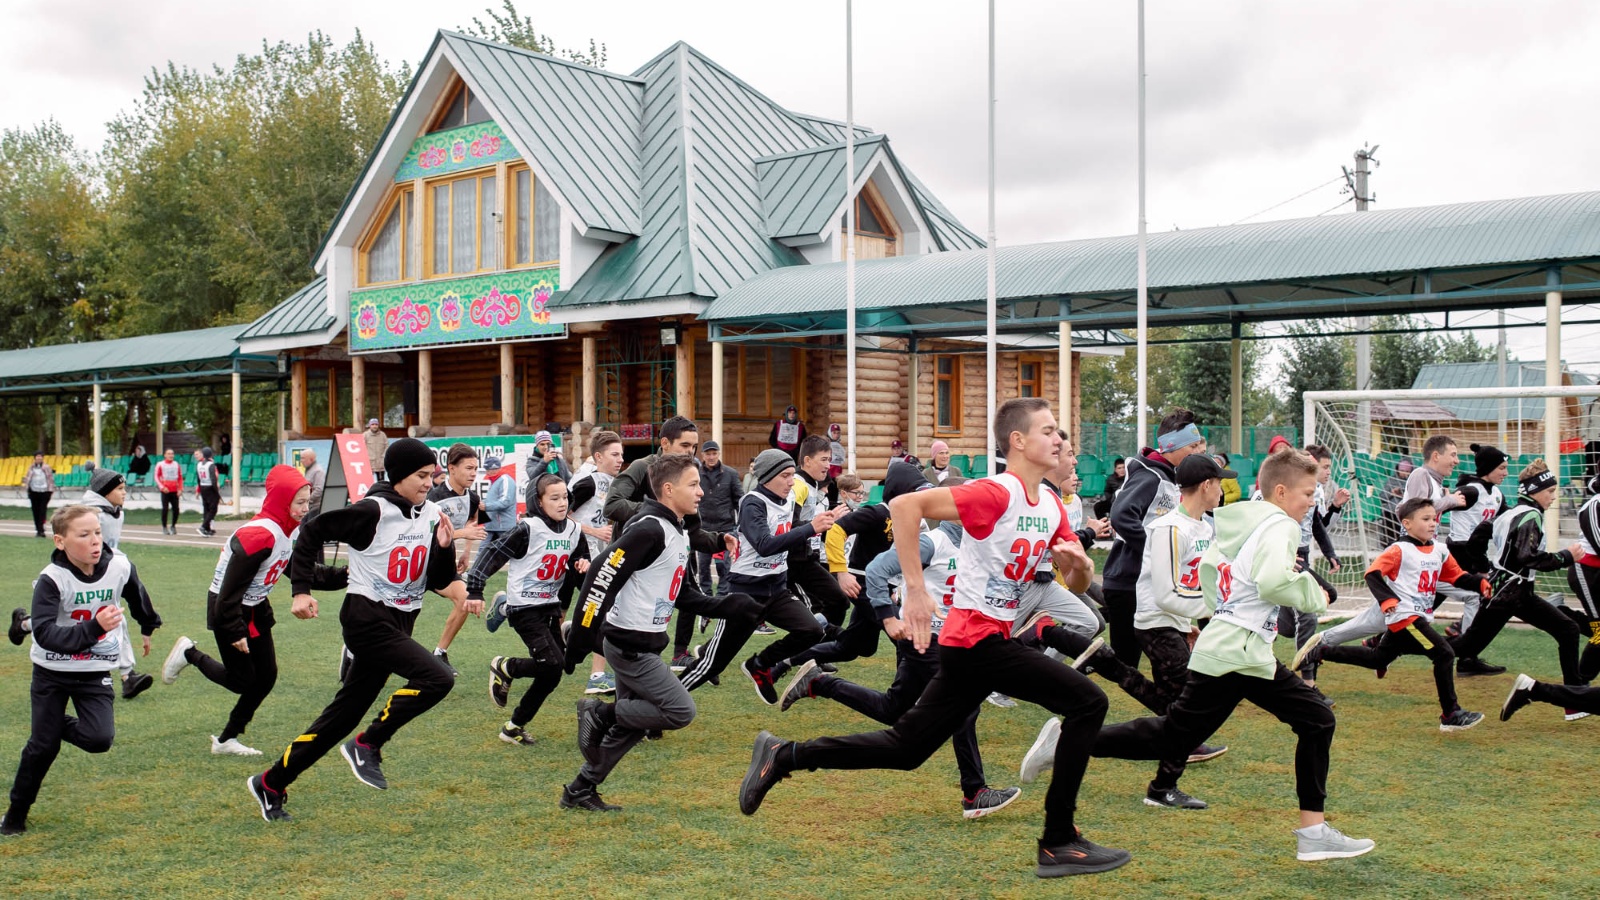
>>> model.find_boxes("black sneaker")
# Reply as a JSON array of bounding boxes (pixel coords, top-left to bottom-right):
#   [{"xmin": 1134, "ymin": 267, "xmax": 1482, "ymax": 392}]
[
  {"xmin": 1457, "ymin": 657, "xmax": 1506, "ymax": 677},
  {"xmin": 962, "ymin": 785, "xmax": 1022, "ymax": 819},
  {"xmin": 779, "ymin": 660, "xmax": 825, "ymax": 711},
  {"xmin": 434, "ymin": 650, "xmax": 457, "ymax": 677},
  {"xmin": 339, "ymin": 737, "xmax": 387, "ymax": 790},
  {"xmin": 1501, "ymin": 673, "xmax": 1536, "ymax": 722},
  {"xmin": 499, "ymin": 723, "xmax": 536, "ymax": 746},
  {"xmin": 1036, "ymin": 832, "xmax": 1133, "ymax": 878},
  {"xmin": 0, "ymin": 808, "xmax": 25, "ymax": 835},
  {"xmin": 576, "ymin": 699, "xmax": 612, "ymax": 766},
  {"xmin": 560, "ymin": 785, "xmax": 621, "ymax": 812},
  {"xmin": 1144, "ymin": 785, "xmax": 1208, "ymax": 809},
  {"xmin": 738, "ymin": 731, "xmax": 791, "ymax": 815},
  {"xmin": 1308, "ymin": 685, "xmax": 1335, "ymax": 709},
  {"xmin": 8, "ymin": 608, "xmax": 26, "ymax": 646},
  {"xmin": 488, "ymin": 656, "xmax": 513, "ymax": 709},
  {"xmin": 816, "ymin": 662, "xmax": 838, "ymax": 674},
  {"xmin": 246, "ymin": 774, "xmax": 291, "ymax": 823},
  {"xmin": 1439, "ymin": 709, "xmax": 1485, "ymax": 732},
  {"xmin": 1185, "ymin": 743, "xmax": 1228, "ymax": 764},
  {"xmin": 643, "ymin": 729, "xmax": 664, "ymax": 741},
  {"xmin": 742, "ymin": 656, "xmax": 779, "ymax": 705},
  {"xmin": 121, "ymin": 671, "xmax": 153, "ymax": 700}
]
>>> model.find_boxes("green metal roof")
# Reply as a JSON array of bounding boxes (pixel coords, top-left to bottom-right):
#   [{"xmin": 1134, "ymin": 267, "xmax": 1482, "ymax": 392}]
[
  {"xmin": 238, "ymin": 276, "xmax": 332, "ymax": 341},
  {"xmin": 1412, "ymin": 362, "xmax": 1597, "ymax": 421},
  {"xmin": 756, "ymin": 136, "xmax": 887, "ymax": 240},
  {"xmin": 442, "ymin": 32, "xmax": 645, "ymax": 237},
  {"xmin": 704, "ymin": 191, "xmax": 1600, "ymax": 333},
  {"xmin": 0, "ymin": 325, "xmax": 280, "ymax": 395}
]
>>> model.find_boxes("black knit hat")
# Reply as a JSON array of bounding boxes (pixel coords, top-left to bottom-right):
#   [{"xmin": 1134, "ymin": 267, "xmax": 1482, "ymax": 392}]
[
  {"xmin": 384, "ymin": 438, "xmax": 438, "ymax": 484},
  {"xmin": 88, "ymin": 468, "xmax": 124, "ymax": 497},
  {"xmin": 1470, "ymin": 443, "xmax": 1508, "ymax": 477}
]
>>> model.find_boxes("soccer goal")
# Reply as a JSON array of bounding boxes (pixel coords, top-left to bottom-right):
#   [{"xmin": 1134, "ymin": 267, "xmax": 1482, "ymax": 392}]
[{"xmin": 1301, "ymin": 386, "xmax": 1596, "ymax": 595}]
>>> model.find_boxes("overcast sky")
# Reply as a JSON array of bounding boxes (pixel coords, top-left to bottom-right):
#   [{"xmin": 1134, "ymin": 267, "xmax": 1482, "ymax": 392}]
[{"xmin": 4, "ymin": 0, "xmax": 1597, "ymax": 371}]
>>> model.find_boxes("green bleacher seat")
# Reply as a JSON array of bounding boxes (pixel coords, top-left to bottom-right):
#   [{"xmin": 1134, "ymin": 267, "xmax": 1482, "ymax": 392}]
[
  {"xmin": 948, "ymin": 454, "xmax": 970, "ymax": 478},
  {"xmin": 970, "ymin": 455, "xmax": 990, "ymax": 477},
  {"xmin": 1078, "ymin": 454, "xmax": 1105, "ymax": 477},
  {"xmin": 867, "ymin": 484, "xmax": 885, "ymax": 506},
  {"xmin": 1081, "ymin": 473, "xmax": 1106, "ymax": 496}
]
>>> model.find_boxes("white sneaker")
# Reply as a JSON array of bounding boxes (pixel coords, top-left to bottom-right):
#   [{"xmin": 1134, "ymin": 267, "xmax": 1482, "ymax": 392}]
[
  {"xmin": 1294, "ymin": 823, "xmax": 1375, "ymax": 861},
  {"xmin": 985, "ymin": 692, "xmax": 1016, "ymax": 709},
  {"xmin": 212, "ymin": 735, "xmax": 263, "ymax": 757},
  {"xmin": 162, "ymin": 636, "xmax": 195, "ymax": 684},
  {"xmin": 1290, "ymin": 630, "xmax": 1325, "ymax": 674},
  {"xmin": 1019, "ymin": 717, "xmax": 1061, "ymax": 783}
]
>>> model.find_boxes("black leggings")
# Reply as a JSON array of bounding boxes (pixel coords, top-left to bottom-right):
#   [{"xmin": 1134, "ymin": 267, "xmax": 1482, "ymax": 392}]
[
  {"xmin": 1100, "ymin": 587, "xmax": 1142, "ymax": 667},
  {"xmin": 160, "ymin": 491, "xmax": 181, "ymax": 529},
  {"xmin": 200, "ymin": 486, "xmax": 220, "ymax": 531},
  {"xmin": 1452, "ymin": 584, "xmax": 1583, "ymax": 685},
  {"xmin": 188, "ymin": 613, "xmax": 279, "ymax": 741},
  {"xmin": 27, "ymin": 491, "xmax": 51, "ymax": 535},
  {"xmin": 505, "ymin": 606, "xmax": 564, "ymax": 727},
  {"xmin": 790, "ymin": 637, "xmax": 1108, "ymax": 844},
  {"xmin": 264, "ymin": 596, "xmax": 453, "ymax": 791},
  {"xmin": 786, "ymin": 592, "xmax": 882, "ymax": 669},
  {"xmin": 1094, "ymin": 663, "xmax": 1336, "ymax": 809},
  {"xmin": 1565, "ymin": 564, "xmax": 1600, "ymax": 683},
  {"xmin": 1322, "ymin": 618, "xmax": 1458, "ymax": 715},
  {"xmin": 8, "ymin": 665, "xmax": 115, "ymax": 817},
  {"xmin": 679, "ymin": 588, "xmax": 818, "ymax": 690}
]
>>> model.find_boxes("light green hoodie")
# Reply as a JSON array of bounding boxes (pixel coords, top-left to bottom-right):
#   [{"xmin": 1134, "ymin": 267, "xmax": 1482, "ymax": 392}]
[{"xmin": 1192, "ymin": 499, "xmax": 1327, "ymax": 679}]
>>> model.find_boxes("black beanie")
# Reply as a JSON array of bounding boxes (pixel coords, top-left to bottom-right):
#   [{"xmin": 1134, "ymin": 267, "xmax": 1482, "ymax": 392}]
[
  {"xmin": 1470, "ymin": 443, "xmax": 1507, "ymax": 477},
  {"xmin": 88, "ymin": 468, "xmax": 124, "ymax": 497},
  {"xmin": 384, "ymin": 438, "xmax": 438, "ymax": 484}
]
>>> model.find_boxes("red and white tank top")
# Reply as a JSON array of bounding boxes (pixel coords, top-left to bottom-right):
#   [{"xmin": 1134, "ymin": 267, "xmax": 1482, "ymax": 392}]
[{"xmin": 948, "ymin": 473, "xmax": 1068, "ymax": 626}]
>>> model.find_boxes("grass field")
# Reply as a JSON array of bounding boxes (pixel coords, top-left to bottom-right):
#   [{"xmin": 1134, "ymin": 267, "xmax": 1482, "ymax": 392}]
[{"xmin": 0, "ymin": 534, "xmax": 1593, "ymax": 899}]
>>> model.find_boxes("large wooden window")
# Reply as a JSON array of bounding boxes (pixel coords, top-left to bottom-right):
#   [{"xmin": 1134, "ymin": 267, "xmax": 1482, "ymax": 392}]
[
  {"xmin": 1019, "ymin": 359, "xmax": 1044, "ymax": 398},
  {"xmin": 935, "ymin": 354, "xmax": 962, "ymax": 434},
  {"xmin": 508, "ymin": 164, "xmax": 560, "ymax": 267},
  {"xmin": 694, "ymin": 343, "xmax": 798, "ymax": 418},
  {"xmin": 427, "ymin": 172, "xmax": 500, "ymax": 277},
  {"xmin": 360, "ymin": 188, "xmax": 414, "ymax": 286}
]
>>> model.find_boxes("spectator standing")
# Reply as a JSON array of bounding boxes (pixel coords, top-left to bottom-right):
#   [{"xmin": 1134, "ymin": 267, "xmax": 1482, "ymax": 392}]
[
  {"xmin": 826, "ymin": 424, "xmax": 846, "ymax": 480},
  {"xmin": 300, "ymin": 449, "xmax": 327, "ymax": 517},
  {"xmin": 23, "ymin": 453, "xmax": 54, "ymax": 538},
  {"xmin": 696, "ymin": 440, "xmax": 744, "ymax": 597},
  {"xmin": 532, "ymin": 431, "xmax": 573, "ymax": 483},
  {"xmin": 195, "ymin": 448, "xmax": 222, "ymax": 537},
  {"xmin": 769, "ymin": 405, "xmax": 807, "ymax": 460},
  {"xmin": 481, "ymin": 455, "xmax": 518, "ymax": 546},
  {"xmin": 363, "ymin": 419, "xmax": 388, "ymax": 482}
]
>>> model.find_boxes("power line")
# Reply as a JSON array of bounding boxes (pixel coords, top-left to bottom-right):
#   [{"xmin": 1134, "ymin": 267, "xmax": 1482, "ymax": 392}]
[
  {"xmin": 1315, "ymin": 195, "xmax": 1354, "ymax": 216},
  {"xmin": 1230, "ymin": 175, "xmax": 1345, "ymax": 225}
]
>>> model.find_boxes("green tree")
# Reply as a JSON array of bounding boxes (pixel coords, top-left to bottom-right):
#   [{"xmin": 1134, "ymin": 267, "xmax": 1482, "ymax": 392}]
[
  {"xmin": 461, "ymin": 1, "xmax": 608, "ymax": 67},
  {"xmin": 1369, "ymin": 314, "xmax": 1431, "ymax": 391},
  {"xmin": 1279, "ymin": 322, "xmax": 1354, "ymax": 429}
]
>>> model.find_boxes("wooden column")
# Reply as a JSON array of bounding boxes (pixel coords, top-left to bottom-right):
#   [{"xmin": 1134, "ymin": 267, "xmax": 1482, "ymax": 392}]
[
  {"xmin": 54, "ymin": 404, "xmax": 63, "ymax": 456},
  {"xmin": 906, "ymin": 351, "xmax": 920, "ymax": 459},
  {"xmin": 91, "ymin": 382, "xmax": 102, "ymax": 465},
  {"xmin": 231, "ymin": 368, "xmax": 243, "ymax": 512},
  {"xmin": 290, "ymin": 360, "xmax": 307, "ymax": 434},
  {"xmin": 500, "ymin": 343, "xmax": 515, "ymax": 426},
  {"xmin": 582, "ymin": 335, "xmax": 598, "ymax": 423},
  {"xmin": 1230, "ymin": 336, "xmax": 1243, "ymax": 455},
  {"xmin": 418, "ymin": 349, "xmax": 434, "ymax": 430},
  {"xmin": 711, "ymin": 338, "xmax": 724, "ymax": 446},
  {"xmin": 1058, "ymin": 321, "xmax": 1072, "ymax": 439},
  {"xmin": 351, "ymin": 354, "xmax": 367, "ymax": 431},
  {"xmin": 675, "ymin": 333, "xmax": 692, "ymax": 420}
]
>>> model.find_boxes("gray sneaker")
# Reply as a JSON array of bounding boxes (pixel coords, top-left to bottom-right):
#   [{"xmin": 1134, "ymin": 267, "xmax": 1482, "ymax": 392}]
[
  {"xmin": 1019, "ymin": 717, "xmax": 1060, "ymax": 783},
  {"xmin": 1294, "ymin": 823, "xmax": 1375, "ymax": 861}
]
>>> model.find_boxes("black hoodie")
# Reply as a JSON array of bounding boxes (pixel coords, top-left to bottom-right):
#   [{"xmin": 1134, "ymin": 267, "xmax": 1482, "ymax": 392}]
[{"xmin": 1104, "ymin": 449, "xmax": 1179, "ymax": 591}]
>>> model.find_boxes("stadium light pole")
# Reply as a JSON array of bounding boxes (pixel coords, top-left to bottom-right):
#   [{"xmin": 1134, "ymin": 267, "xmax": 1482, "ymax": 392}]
[
  {"xmin": 985, "ymin": 0, "xmax": 998, "ymax": 475},
  {"xmin": 844, "ymin": 0, "xmax": 857, "ymax": 474},
  {"xmin": 1134, "ymin": 0, "xmax": 1149, "ymax": 450}
]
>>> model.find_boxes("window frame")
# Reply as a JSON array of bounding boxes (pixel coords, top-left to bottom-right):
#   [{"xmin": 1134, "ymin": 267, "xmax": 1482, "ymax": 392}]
[
  {"xmin": 1018, "ymin": 357, "xmax": 1045, "ymax": 399},
  {"xmin": 506, "ymin": 162, "xmax": 560, "ymax": 269},
  {"xmin": 426, "ymin": 81, "xmax": 491, "ymax": 133},
  {"xmin": 357, "ymin": 185, "xmax": 414, "ymax": 287},
  {"xmin": 423, "ymin": 170, "xmax": 502, "ymax": 279},
  {"xmin": 934, "ymin": 354, "xmax": 963, "ymax": 435}
]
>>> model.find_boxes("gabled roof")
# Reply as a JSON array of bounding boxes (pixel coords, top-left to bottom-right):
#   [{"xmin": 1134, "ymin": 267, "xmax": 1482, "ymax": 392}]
[
  {"xmin": 441, "ymin": 32, "xmax": 644, "ymax": 237},
  {"xmin": 1412, "ymin": 361, "xmax": 1597, "ymax": 421},
  {"xmin": 238, "ymin": 277, "xmax": 332, "ymax": 341},
  {"xmin": 757, "ymin": 135, "xmax": 888, "ymax": 241}
]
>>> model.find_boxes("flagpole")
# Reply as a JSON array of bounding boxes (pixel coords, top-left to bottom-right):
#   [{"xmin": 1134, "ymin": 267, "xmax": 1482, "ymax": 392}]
[
  {"xmin": 1135, "ymin": 0, "xmax": 1149, "ymax": 449},
  {"xmin": 985, "ymin": 0, "xmax": 997, "ymax": 475},
  {"xmin": 845, "ymin": 0, "xmax": 858, "ymax": 474}
]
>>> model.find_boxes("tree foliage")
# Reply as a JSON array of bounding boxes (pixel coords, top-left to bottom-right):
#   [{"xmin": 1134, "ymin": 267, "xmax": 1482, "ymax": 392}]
[
  {"xmin": 1279, "ymin": 321, "xmax": 1354, "ymax": 424},
  {"xmin": 460, "ymin": 0, "xmax": 608, "ymax": 67},
  {"xmin": 1370, "ymin": 314, "xmax": 1496, "ymax": 391}
]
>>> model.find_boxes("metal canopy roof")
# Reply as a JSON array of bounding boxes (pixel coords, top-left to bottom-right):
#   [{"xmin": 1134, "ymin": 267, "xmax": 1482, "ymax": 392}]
[
  {"xmin": 703, "ymin": 190, "xmax": 1600, "ymax": 341},
  {"xmin": 0, "ymin": 325, "xmax": 281, "ymax": 397},
  {"xmin": 238, "ymin": 276, "xmax": 333, "ymax": 341}
]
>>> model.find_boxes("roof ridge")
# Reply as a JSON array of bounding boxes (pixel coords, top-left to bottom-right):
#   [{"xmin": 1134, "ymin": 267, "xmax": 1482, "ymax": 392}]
[
  {"xmin": 753, "ymin": 134, "xmax": 888, "ymax": 165},
  {"xmin": 789, "ymin": 111, "xmax": 876, "ymax": 134},
  {"xmin": 671, "ymin": 42, "xmax": 834, "ymax": 145},
  {"xmin": 438, "ymin": 30, "xmax": 646, "ymax": 84}
]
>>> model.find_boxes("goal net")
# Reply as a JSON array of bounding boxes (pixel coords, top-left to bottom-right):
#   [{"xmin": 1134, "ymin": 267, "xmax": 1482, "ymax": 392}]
[{"xmin": 1303, "ymin": 386, "xmax": 1596, "ymax": 598}]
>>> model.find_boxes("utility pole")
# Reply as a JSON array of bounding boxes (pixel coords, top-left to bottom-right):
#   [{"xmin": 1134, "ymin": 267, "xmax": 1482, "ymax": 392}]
[{"xmin": 1345, "ymin": 145, "xmax": 1378, "ymax": 452}]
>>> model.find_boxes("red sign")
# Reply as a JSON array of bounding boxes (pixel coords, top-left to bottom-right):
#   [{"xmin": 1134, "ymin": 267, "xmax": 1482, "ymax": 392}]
[
  {"xmin": 337, "ymin": 434, "xmax": 378, "ymax": 500},
  {"xmin": 620, "ymin": 423, "xmax": 653, "ymax": 441}
]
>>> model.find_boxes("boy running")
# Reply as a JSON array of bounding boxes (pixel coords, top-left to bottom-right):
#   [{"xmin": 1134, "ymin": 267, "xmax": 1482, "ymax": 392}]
[
  {"xmin": 738, "ymin": 398, "xmax": 1128, "ymax": 879},
  {"xmin": 1090, "ymin": 448, "xmax": 1375, "ymax": 862},
  {"xmin": 162, "ymin": 466, "xmax": 347, "ymax": 755},
  {"xmin": 1300, "ymin": 499, "xmax": 1490, "ymax": 731},
  {"xmin": 247, "ymin": 439, "xmax": 475, "ymax": 823},
  {"xmin": 426, "ymin": 443, "xmax": 489, "ymax": 676},
  {"xmin": 3, "ymin": 506, "xmax": 151, "ymax": 836},
  {"xmin": 1564, "ymin": 478, "xmax": 1600, "ymax": 684},
  {"xmin": 82, "ymin": 468, "xmax": 161, "ymax": 699}
]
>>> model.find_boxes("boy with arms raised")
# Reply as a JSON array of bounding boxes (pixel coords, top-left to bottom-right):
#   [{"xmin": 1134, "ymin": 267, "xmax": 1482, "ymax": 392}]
[
  {"xmin": 739, "ymin": 398, "xmax": 1127, "ymax": 879},
  {"xmin": 1090, "ymin": 448, "xmax": 1375, "ymax": 862}
]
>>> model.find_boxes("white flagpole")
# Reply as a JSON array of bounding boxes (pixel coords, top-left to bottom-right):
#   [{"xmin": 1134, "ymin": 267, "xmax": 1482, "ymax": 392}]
[
  {"xmin": 1135, "ymin": 0, "xmax": 1149, "ymax": 449},
  {"xmin": 845, "ymin": 0, "xmax": 858, "ymax": 474},
  {"xmin": 985, "ymin": 0, "xmax": 997, "ymax": 475}
]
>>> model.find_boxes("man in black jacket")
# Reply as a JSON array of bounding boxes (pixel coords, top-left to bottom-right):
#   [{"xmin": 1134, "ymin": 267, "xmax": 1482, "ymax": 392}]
[
  {"xmin": 1102, "ymin": 409, "xmax": 1208, "ymax": 666},
  {"xmin": 695, "ymin": 440, "xmax": 742, "ymax": 598}
]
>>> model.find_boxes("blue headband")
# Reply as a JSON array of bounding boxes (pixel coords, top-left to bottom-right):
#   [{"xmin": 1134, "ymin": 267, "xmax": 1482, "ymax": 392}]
[{"xmin": 1157, "ymin": 423, "xmax": 1203, "ymax": 454}]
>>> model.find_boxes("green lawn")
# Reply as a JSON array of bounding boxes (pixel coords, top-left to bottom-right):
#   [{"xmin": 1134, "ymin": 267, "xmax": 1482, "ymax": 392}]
[{"xmin": 0, "ymin": 535, "xmax": 1592, "ymax": 898}]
